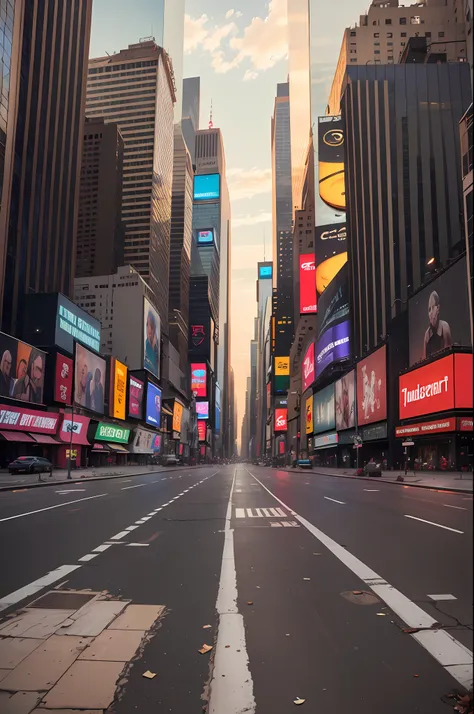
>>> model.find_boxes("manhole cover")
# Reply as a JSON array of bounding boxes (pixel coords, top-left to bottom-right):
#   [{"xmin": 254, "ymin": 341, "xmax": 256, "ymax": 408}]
[
  {"xmin": 341, "ymin": 590, "xmax": 380, "ymax": 606},
  {"xmin": 28, "ymin": 590, "xmax": 96, "ymax": 610}
]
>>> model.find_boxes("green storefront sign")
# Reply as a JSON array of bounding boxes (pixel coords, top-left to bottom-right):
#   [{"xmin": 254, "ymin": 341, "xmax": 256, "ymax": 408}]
[{"xmin": 95, "ymin": 423, "xmax": 130, "ymax": 443}]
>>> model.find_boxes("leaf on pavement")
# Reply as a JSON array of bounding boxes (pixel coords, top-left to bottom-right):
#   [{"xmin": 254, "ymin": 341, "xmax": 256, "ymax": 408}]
[
  {"xmin": 198, "ymin": 644, "xmax": 213, "ymax": 654},
  {"xmin": 294, "ymin": 697, "xmax": 306, "ymax": 705},
  {"xmin": 142, "ymin": 671, "xmax": 157, "ymax": 679}
]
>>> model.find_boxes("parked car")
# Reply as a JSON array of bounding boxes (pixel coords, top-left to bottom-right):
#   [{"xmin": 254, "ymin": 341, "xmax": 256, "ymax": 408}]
[
  {"xmin": 161, "ymin": 454, "xmax": 181, "ymax": 466},
  {"xmin": 8, "ymin": 456, "xmax": 53, "ymax": 475},
  {"xmin": 364, "ymin": 461, "xmax": 382, "ymax": 477}
]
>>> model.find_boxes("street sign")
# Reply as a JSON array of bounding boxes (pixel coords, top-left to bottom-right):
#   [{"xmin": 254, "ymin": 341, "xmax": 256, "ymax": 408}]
[
  {"xmin": 402, "ymin": 441, "xmax": 415, "ymax": 447},
  {"xmin": 353, "ymin": 444, "xmax": 362, "ymax": 449}
]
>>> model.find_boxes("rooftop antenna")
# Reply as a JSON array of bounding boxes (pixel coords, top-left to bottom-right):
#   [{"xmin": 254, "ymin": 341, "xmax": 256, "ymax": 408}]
[{"xmin": 208, "ymin": 100, "xmax": 214, "ymax": 129}]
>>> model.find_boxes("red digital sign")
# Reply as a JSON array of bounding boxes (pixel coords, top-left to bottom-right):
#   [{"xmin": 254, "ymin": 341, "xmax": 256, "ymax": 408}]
[
  {"xmin": 395, "ymin": 418, "xmax": 456, "ymax": 437},
  {"xmin": 302, "ymin": 342, "xmax": 315, "ymax": 392},
  {"xmin": 54, "ymin": 354, "xmax": 73, "ymax": 405},
  {"xmin": 274, "ymin": 408, "xmax": 288, "ymax": 432},
  {"xmin": 454, "ymin": 353, "xmax": 473, "ymax": 409},
  {"xmin": 198, "ymin": 420, "xmax": 207, "ymax": 441},
  {"xmin": 128, "ymin": 375, "xmax": 144, "ymax": 419},
  {"xmin": 399, "ymin": 354, "xmax": 454, "ymax": 420},
  {"xmin": 299, "ymin": 254, "xmax": 317, "ymax": 314},
  {"xmin": 357, "ymin": 346, "xmax": 387, "ymax": 426},
  {"xmin": 59, "ymin": 414, "xmax": 91, "ymax": 445},
  {"xmin": 0, "ymin": 404, "xmax": 59, "ymax": 434},
  {"xmin": 278, "ymin": 441, "xmax": 286, "ymax": 455},
  {"xmin": 191, "ymin": 363, "xmax": 207, "ymax": 397}
]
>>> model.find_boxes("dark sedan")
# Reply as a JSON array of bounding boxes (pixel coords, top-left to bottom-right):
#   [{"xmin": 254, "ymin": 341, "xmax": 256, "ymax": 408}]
[{"xmin": 8, "ymin": 456, "xmax": 53, "ymax": 475}]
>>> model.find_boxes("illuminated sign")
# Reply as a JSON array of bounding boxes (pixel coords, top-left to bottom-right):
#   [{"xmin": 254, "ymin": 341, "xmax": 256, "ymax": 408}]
[
  {"xmin": 143, "ymin": 298, "xmax": 160, "ymax": 379},
  {"xmin": 191, "ymin": 325, "xmax": 206, "ymax": 348},
  {"xmin": 399, "ymin": 354, "xmax": 454, "ymax": 420},
  {"xmin": 305, "ymin": 396, "xmax": 313, "ymax": 434},
  {"xmin": 315, "ymin": 320, "xmax": 350, "ymax": 378},
  {"xmin": 59, "ymin": 414, "xmax": 91, "ymax": 445},
  {"xmin": 274, "ymin": 408, "xmax": 288, "ymax": 432},
  {"xmin": 259, "ymin": 265, "xmax": 273, "ymax": 280},
  {"xmin": 274, "ymin": 356, "xmax": 290, "ymax": 376},
  {"xmin": 302, "ymin": 342, "xmax": 315, "ymax": 392},
  {"xmin": 55, "ymin": 294, "xmax": 101, "ymax": 353},
  {"xmin": 0, "ymin": 331, "xmax": 46, "ymax": 404},
  {"xmin": 196, "ymin": 401, "xmax": 209, "ymax": 419},
  {"xmin": 95, "ymin": 423, "xmax": 130, "ymax": 443},
  {"xmin": 318, "ymin": 116, "xmax": 345, "ymax": 211},
  {"xmin": 198, "ymin": 420, "xmax": 207, "ymax": 441},
  {"xmin": 128, "ymin": 375, "xmax": 144, "ymax": 419},
  {"xmin": 145, "ymin": 382, "xmax": 162, "ymax": 427},
  {"xmin": 197, "ymin": 229, "xmax": 214, "ymax": 245},
  {"xmin": 313, "ymin": 384, "xmax": 336, "ymax": 435},
  {"xmin": 395, "ymin": 418, "xmax": 456, "ymax": 437},
  {"xmin": 173, "ymin": 401, "xmax": 184, "ymax": 433},
  {"xmin": 194, "ymin": 173, "xmax": 220, "ymax": 201},
  {"xmin": 74, "ymin": 343, "xmax": 106, "ymax": 415},
  {"xmin": 111, "ymin": 358, "xmax": 127, "ymax": 421},
  {"xmin": 191, "ymin": 363, "xmax": 207, "ymax": 397},
  {"xmin": 299, "ymin": 254, "xmax": 317, "ymax": 314},
  {"xmin": 54, "ymin": 354, "xmax": 73, "ymax": 405},
  {"xmin": 0, "ymin": 404, "xmax": 59, "ymax": 433},
  {"xmin": 357, "ymin": 346, "xmax": 387, "ymax": 426}
]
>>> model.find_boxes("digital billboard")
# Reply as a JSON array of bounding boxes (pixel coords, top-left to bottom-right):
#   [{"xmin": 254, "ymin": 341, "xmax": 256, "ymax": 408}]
[
  {"xmin": 128, "ymin": 375, "xmax": 144, "ymax": 419},
  {"xmin": 95, "ymin": 423, "xmax": 130, "ymax": 443},
  {"xmin": 143, "ymin": 298, "xmax": 161, "ymax": 379},
  {"xmin": 173, "ymin": 401, "xmax": 184, "ymax": 433},
  {"xmin": 399, "ymin": 354, "xmax": 454, "ymax": 420},
  {"xmin": 191, "ymin": 363, "xmax": 207, "ymax": 397},
  {"xmin": 54, "ymin": 354, "xmax": 73, "ymax": 405},
  {"xmin": 335, "ymin": 370, "xmax": 355, "ymax": 431},
  {"xmin": 191, "ymin": 325, "xmax": 207, "ymax": 349},
  {"xmin": 74, "ymin": 344, "xmax": 106, "ymax": 414},
  {"xmin": 55, "ymin": 294, "xmax": 101, "ymax": 354},
  {"xmin": 408, "ymin": 256, "xmax": 471, "ymax": 366},
  {"xmin": 313, "ymin": 383, "xmax": 336, "ymax": 435},
  {"xmin": 0, "ymin": 404, "xmax": 59, "ymax": 433},
  {"xmin": 110, "ymin": 358, "xmax": 127, "ymax": 421},
  {"xmin": 274, "ymin": 408, "xmax": 288, "ymax": 432},
  {"xmin": 259, "ymin": 264, "xmax": 273, "ymax": 280},
  {"xmin": 299, "ymin": 254, "xmax": 317, "ymax": 314},
  {"xmin": 131, "ymin": 427, "xmax": 156, "ymax": 454},
  {"xmin": 274, "ymin": 356, "xmax": 290, "ymax": 376},
  {"xmin": 315, "ymin": 223, "xmax": 347, "ymax": 296},
  {"xmin": 59, "ymin": 414, "xmax": 91, "ymax": 445},
  {"xmin": 454, "ymin": 353, "xmax": 473, "ymax": 409},
  {"xmin": 317, "ymin": 262, "xmax": 349, "ymax": 339},
  {"xmin": 315, "ymin": 320, "xmax": 350, "ymax": 378},
  {"xmin": 357, "ymin": 346, "xmax": 387, "ymax": 426},
  {"xmin": 196, "ymin": 401, "xmax": 209, "ymax": 420},
  {"xmin": 198, "ymin": 420, "xmax": 207, "ymax": 441},
  {"xmin": 0, "ymin": 332, "xmax": 46, "ymax": 404},
  {"xmin": 194, "ymin": 173, "xmax": 220, "ymax": 201},
  {"xmin": 318, "ymin": 116, "xmax": 345, "ymax": 211},
  {"xmin": 302, "ymin": 342, "xmax": 315, "ymax": 392},
  {"xmin": 197, "ymin": 229, "xmax": 215, "ymax": 245},
  {"xmin": 305, "ymin": 396, "xmax": 313, "ymax": 434},
  {"xmin": 145, "ymin": 382, "xmax": 162, "ymax": 427}
]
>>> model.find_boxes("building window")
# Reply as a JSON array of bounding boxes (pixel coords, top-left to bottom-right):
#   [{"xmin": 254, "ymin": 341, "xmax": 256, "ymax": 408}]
[
  {"xmin": 401, "ymin": 31, "xmax": 407, "ymax": 37},
  {"xmin": 385, "ymin": 18, "xmax": 392, "ymax": 25},
  {"xmin": 425, "ymin": 31, "xmax": 431, "ymax": 37},
  {"xmin": 350, "ymin": 30, "xmax": 356, "ymax": 36},
  {"xmin": 400, "ymin": 17, "xmax": 407, "ymax": 25},
  {"xmin": 374, "ymin": 50, "xmax": 381, "ymax": 54},
  {"xmin": 374, "ymin": 32, "xmax": 379, "ymax": 37},
  {"xmin": 410, "ymin": 16, "xmax": 421, "ymax": 24},
  {"xmin": 350, "ymin": 58, "xmax": 357, "ymax": 62},
  {"xmin": 350, "ymin": 49, "xmax": 357, "ymax": 54},
  {"xmin": 438, "ymin": 31, "xmax": 445, "ymax": 37},
  {"xmin": 387, "ymin": 32, "xmax": 393, "ymax": 38}
]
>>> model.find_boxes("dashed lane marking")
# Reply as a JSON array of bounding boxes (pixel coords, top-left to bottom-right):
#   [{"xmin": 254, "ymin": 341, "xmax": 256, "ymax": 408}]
[
  {"xmin": 324, "ymin": 496, "xmax": 345, "ymax": 505},
  {"xmin": 428, "ymin": 594, "xmax": 457, "ymax": 601},
  {"xmin": 443, "ymin": 504, "xmax": 467, "ymax": 511}
]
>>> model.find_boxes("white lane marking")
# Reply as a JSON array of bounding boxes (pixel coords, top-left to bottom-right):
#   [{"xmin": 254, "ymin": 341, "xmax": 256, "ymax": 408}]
[
  {"xmin": 255, "ymin": 508, "xmax": 263, "ymax": 517},
  {"xmin": 208, "ymin": 470, "xmax": 255, "ymax": 714},
  {"xmin": 141, "ymin": 516, "xmax": 152, "ymax": 521},
  {"xmin": 364, "ymin": 489, "xmax": 380, "ymax": 492},
  {"xmin": 0, "ymin": 493, "xmax": 107, "ymax": 523},
  {"xmin": 262, "ymin": 508, "xmax": 271, "ymax": 517},
  {"xmin": 110, "ymin": 530, "xmax": 129, "ymax": 540},
  {"xmin": 92, "ymin": 544, "xmax": 112, "ymax": 553},
  {"xmin": 135, "ymin": 520, "xmax": 146, "ymax": 524},
  {"xmin": 404, "ymin": 515, "xmax": 464, "ymax": 534},
  {"xmin": 246, "ymin": 469, "xmax": 472, "ymax": 689},
  {"xmin": 270, "ymin": 522, "xmax": 283, "ymax": 527},
  {"xmin": 126, "ymin": 543, "xmax": 150, "ymax": 547},
  {"xmin": 121, "ymin": 484, "xmax": 144, "ymax": 490},
  {"xmin": 246, "ymin": 508, "xmax": 255, "ymax": 518},
  {"xmin": 275, "ymin": 508, "xmax": 287, "ymax": 517},
  {"xmin": 324, "ymin": 496, "xmax": 345, "ymax": 505},
  {"xmin": 443, "ymin": 504, "xmax": 467, "ymax": 511},
  {"xmin": 125, "ymin": 525, "xmax": 138, "ymax": 532},
  {"xmin": 120, "ymin": 479, "xmax": 132, "ymax": 482},
  {"xmin": 428, "ymin": 594, "xmax": 457, "ymax": 601},
  {"xmin": 56, "ymin": 489, "xmax": 86, "ymax": 494},
  {"xmin": 235, "ymin": 508, "xmax": 245, "ymax": 518},
  {"xmin": 79, "ymin": 553, "xmax": 98, "ymax": 562},
  {"xmin": 282, "ymin": 521, "xmax": 292, "ymax": 527},
  {"xmin": 0, "ymin": 565, "xmax": 80, "ymax": 612}
]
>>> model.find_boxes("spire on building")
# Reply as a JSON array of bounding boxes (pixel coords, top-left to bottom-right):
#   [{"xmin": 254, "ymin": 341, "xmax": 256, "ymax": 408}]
[{"xmin": 208, "ymin": 99, "xmax": 213, "ymax": 129}]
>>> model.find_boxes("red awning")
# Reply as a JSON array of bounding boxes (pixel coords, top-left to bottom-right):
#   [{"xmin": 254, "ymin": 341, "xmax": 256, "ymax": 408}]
[
  {"xmin": 29, "ymin": 434, "xmax": 60, "ymax": 445},
  {"xmin": 0, "ymin": 430, "xmax": 35, "ymax": 443},
  {"xmin": 92, "ymin": 443, "xmax": 109, "ymax": 452}
]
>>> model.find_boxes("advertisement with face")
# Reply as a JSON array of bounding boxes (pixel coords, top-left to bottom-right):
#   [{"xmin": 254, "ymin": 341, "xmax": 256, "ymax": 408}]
[
  {"xmin": 357, "ymin": 346, "xmax": 387, "ymax": 426},
  {"xmin": 0, "ymin": 331, "xmax": 46, "ymax": 404},
  {"xmin": 145, "ymin": 382, "xmax": 162, "ymax": 427},
  {"xmin": 335, "ymin": 370, "xmax": 355, "ymax": 431},
  {"xmin": 299, "ymin": 254, "xmax": 317, "ymax": 315},
  {"xmin": 302, "ymin": 342, "xmax": 315, "ymax": 392},
  {"xmin": 305, "ymin": 396, "xmax": 313, "ymax": 434},
  {"xmin": 317, "ymin": 262, "xmax": 349, "ymax": 338},
  {"xmin": 318, "ymin": 116, "xmax": 345, "ymax": 212},
  {"xmin": 196, "ymin": 401, "xmax": 209, "ymax": 420},
  {"xmin": 274, "ymin": 408, "xmax": 288, "ymax": 432},
  {"xmin": 313, "ymin": 384, "xmax": 336, "ymax": 435},
  {"xmin": 191, "ymin": 363, "xmax": 207, "ymax": 397},
  {"xmin": 143, "ymin": 298, "xmax": 160, "ymax": 378},
  {"xmin": 408, "ymin": 257, "xmax": 471, "ymax": 365},
  {"xmin": 315, "ymin": 320, "xmax": 350, "ymax": 378},
  {"xmin": 128, "ymin": 375, "xmax": 144, "ymax": 419},
  {"xmin": 110, "ymin": 358, "xmax": 127, "ymax": 421},
  {"xmin": 399, "ymin": 354, "xmax": 455, "ymax": 420},
  {"xmin": 315, "ymin": 223, "xmax": 348, "ymax": 296},
  {"xmin": 74, "ymin": 344, "xmax": 106, "ymax": 414},
  {"xmin": 54, "ymin": 354, "xmax": 73, "ymax": 405}
]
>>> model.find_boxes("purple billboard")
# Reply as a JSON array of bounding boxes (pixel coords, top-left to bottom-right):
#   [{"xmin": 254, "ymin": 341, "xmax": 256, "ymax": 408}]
[{"xmin": 316, "ymin": 320, "xmax": 350, "ymax": 378}]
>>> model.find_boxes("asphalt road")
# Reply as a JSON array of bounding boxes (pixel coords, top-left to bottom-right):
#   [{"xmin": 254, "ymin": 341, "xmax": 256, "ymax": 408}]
[{"xmin": 0, "ymin": 464, "xmax": 472, "ymax": 712}]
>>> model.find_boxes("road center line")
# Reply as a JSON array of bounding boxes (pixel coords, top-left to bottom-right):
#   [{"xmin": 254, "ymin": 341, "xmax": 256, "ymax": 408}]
[
  {"xmin": 324, "ymin": 496, "xmax": 345, "ymax": 505},
  {"xmin": 121, "ymin": 484, "xmax": 145, "ymax": 490},
  {"xmin": 443, "ymin": 504, "xmax": 467, "ymax": 511},
  {"xmin": 0, "ymin": 493, "xmax": 108, "ymax": 523},
  {"xmin": 208, "ymin": 469, "xmax": 255, "ymax": 714},
  {"xmin": 404, "ymin": 515, "xmax": 464, "ymax": 534},
  {"xmin": 246, "ymin": 468, "xmax": 472, "ymax": 689}
]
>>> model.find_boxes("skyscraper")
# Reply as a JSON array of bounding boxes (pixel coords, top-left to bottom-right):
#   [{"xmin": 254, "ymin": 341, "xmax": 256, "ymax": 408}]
[
  {"xmin": 0, "ymin": 0, "xmax": 93, "ymax": 333},
  {"xmin": 86, "ymin": 41, "xmax": 176, "ymax": 331},
  {"xmin": 182, "ymin": 76, "xmax": 200, "ymax": 164}
]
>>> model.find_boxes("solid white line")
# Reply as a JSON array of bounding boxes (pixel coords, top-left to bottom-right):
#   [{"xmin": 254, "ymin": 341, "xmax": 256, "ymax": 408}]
[
  {"xmin": 208, "ymin": 469, "xmax": 255, "ymax": 714},
  {"xmin": 246, "ymin": 469, "xmax": 472, "ymax": 689},
  {"xmin": 428, "ymin": 594, "xmax": 457, "ymax": 601},
  {"xmin": 79, "ymin": 554, "xmax": 98, "ymax": 562},
  {"xmin": 110, "ymin": 530, "xmax": 129, "ymax": 540},
  {"xmin": 121, "ymin": 484, "xmax": 144, "ymax": 490},
  {"xmin": 56, "ymin": 489, "xmax": 86, "ymax": 494},
  {"xmin": 324, "ymin": 496, "xmax": 345, "ymax": 505},
  {"xmin": 404, "ymin": 515, "xmax": 464, "ymax": 534},
  {"xmin": 126, "ymin": 543, "xmax": 150, "ymax": 547},
  {"xmin": 364, "ymin": 489, "xmax": 380, "ymax": 492},
  {"xmin": 0, "ymin": 564, "xmax": 80, "ymax": 612},
  {"xmin": 443, "ymin": 504, "xmax": 467, "ymax": 511},
  {"xmin": 0, "ymin": 494, "xmax": 108, "ymax": 523},
  {"xmin": 235, "ymin": 508, "xmax": 245, "ymax": 518}
]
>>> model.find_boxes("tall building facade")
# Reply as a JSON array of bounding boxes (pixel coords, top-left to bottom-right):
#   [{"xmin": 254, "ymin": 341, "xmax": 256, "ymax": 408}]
[
  {"xmin": 0, "ymin": 0, "xmax": 93, "ymax": 334},
  {"xmin": 182, "ymin": 77, "xmax": 200, "ymax": 164},
  {"xmin": 86, "ymin": 41, "xmax": 176, "ymax": 332},
  {"xmin": 76, "ymin": 117, "xmax": 125, "ymax": 278}
]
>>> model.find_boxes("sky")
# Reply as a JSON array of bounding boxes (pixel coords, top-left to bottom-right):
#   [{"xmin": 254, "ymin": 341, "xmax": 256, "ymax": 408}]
[{"xmin": 89, "ymin": 0, "xmax": 363, "ymax": 445}]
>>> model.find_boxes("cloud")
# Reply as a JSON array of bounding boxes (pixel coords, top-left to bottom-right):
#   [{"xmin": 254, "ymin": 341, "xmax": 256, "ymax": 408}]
[
  {"xmin": 227, "ymin": 167, "xmax": 272, "ymax": 201},
  {"xmin": 184, "ymin": 14, "xmax": 209, "ymax": 53},
  {"xmin": 243, "ymin": 69, "xmax": 258, "ymax": 81},
  {"xmin": 233, "ymin": 212, "xmax": 272, "ymax": 228}
]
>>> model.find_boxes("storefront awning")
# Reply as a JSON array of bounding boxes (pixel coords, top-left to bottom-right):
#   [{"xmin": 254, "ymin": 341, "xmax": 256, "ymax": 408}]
[
  {"xmin": 0, "ymin": 430, "xmax": 35, "ymax": 443},
  {"xmin": 107, "ymin": 443, "xmax": 129, "ymax": 452},
  {"xmin": 92, "ymin": 443, "xmax": 110, "ymax": 452},
  {"xmin": 29, "ymin": 434, "xmax": 60, "ymax": 445}
]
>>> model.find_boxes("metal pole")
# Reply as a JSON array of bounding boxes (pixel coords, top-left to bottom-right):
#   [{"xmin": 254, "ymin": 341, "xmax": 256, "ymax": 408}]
[{"xmin": 67, "ymin": 403, "xmax": 74, "ymax": 480}]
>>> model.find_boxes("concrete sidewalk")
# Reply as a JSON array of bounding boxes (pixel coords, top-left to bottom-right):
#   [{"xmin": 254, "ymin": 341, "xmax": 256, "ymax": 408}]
[{"xmin": 287, "ymin": 465, "xmax": 473, "ymax": 493}]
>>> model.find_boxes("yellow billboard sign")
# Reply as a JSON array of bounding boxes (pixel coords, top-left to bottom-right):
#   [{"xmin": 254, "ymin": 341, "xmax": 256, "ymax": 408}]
[
  {"xmin": 305, "ymin": 396, "xmax": 313, "ymax": 435},
  {"xmin": 112, "ymin": 358, "xmax": 127, "ymax": 420},
  {"xmin": 275, "ymin": 356, "xmax": 290, "ymax": 376},
  {"xmin": 172, "ymin": 401, "xmax": 184, "ymax": 434}
]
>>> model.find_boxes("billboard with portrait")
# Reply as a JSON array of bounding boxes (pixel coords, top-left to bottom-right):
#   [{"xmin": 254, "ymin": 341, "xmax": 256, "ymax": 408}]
[
  {"xmin": 191, "ymin": 363, "xmax": 207, "ymax": 397},
  {"xmin": 74, "ymin": 344, "xmax": 106, "ymax": 414},
  {"xmin": 318, "ymin": 116, "xmax": 345, "ymax": 212},
  {"xmin": 315, "ymin": 223, "xmax": 348, "ymax": 296},
  {"xmin": 145, "ymin": 382, "xmax": 162, "ymax": 427},
  {"xmin": 315, "ymin": 320, "xmax": 350, "ymax": 378},
  {"xmin": 110, "ymin": 358, "xmax": 127, "ymax": 421},
  {"xmin": 313, "ymin": 383, "xmax": 336, "ymax": 435},
  {"xmin": 194, "ymin": 173, "xmax": 220, "ymax": 201},
  {"xmin": 299, "ymin": 254, "xmax": 317, "ymax": 314},
  {"xmin": 0, "ymin": 332, "xmax": 46, "ymax": 404},
  {"xmin": 335, "ymin": 370, "xmax": 355, "ymax": 431},
  {"xmin": 54, "ymin": 354, "xmax": 73, "ymax": 405},
  {"xmin": 143, "ymin": 298, "xmax": 161, "ymax": 379},
  {"xmin": 302, "ymin": 341, "xmax": 315, "ymax": 392},
  {"xmin": 408, "ymin": 257, "xmax": 471, "ymax": 366},
  {"xmin": 128, "ymin": 375, "xmax": 144, "ymax": 419},
  {"xmin": 357, "ymin": 346, "xmax": 387, "ymax": 426}
]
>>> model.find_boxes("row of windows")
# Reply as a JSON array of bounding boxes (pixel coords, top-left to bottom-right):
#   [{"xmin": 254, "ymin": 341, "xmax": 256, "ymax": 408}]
[
  {"xmin": 88, "ymin": 60, "xmax": 158, "ymax": 74},
  {"xmin": 86, "ymin": 93, "xmax": 156, "ymax": 109},
  {"xmin": 87, "ymin": 78, "xmax": 156, "ymax": 95}
]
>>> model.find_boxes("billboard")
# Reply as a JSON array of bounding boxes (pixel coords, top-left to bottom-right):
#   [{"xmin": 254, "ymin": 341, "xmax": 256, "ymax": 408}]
[
  {"xmin": 74, "ymin": 343, "xmax": 106, "ymax": 414},
  {"xmin": 313, "ymin": 383, "xmax": 336, "ymax": 435},
  {"xmin": 259, "ymin": 264, "xmax": 273, "ymax": 280},
  {"xmin": 315, "ymin": 223, "xmax": 348, "ymax": 295},
  {"xmin": 0, "ymin": 332, "xmax": 46, "ymax": 404},
  {"xmin": 54, "ymin": 354, "xmax": 73, "ymax": 405},
  {"xmin": 110, "ymin": 358, "xmax": 127, "ymax": 421},
  {"xmin": 191, "ymin": 363, "xmax": 207, "ymax": 397},
  {"xmin": 197, "ymin": 228, "xmax": 215, "ymax": 245},
  {"xmin": 0, "ymin": 404, "xmax": 59, "ymax": 433},
  {"xmin": 299, "ymin": 254, "xmax": 317, "ymax": 314},
  {"xmin": 317, "ymin": 262, "xmax": 349, "ymax": 339},
  {"xmin": 274, "ymin": 356, "xmax": 290, "ymax": 376},
  {"xmin": 55, "ymin": 293, "xmax": 101, "ymax": 354},
  {"xmin": 145, "ymin": 382, "xmax": 162, "ymax": 427},
  {"xmin": 454, "ymin": 353, "xmax": 473, "ymax": 409},
  {"xmin": 305, "ymin": 396, "xmax": 313, "ymax": 434},
  {"xmin": 95, "ymin": 423, "xmax": 130, "ymax": 443},
  {"xmin": 143, "ymin": 298, "xmax": 160, "ymax": 378},
  {"xmin": 194, "ymin": 173, "xmax": 220, "ymax": 201},
  {"xmin": 357, "ymin": 346, "xmax": 387, "ymax": 426},
  {"xmin": 128, "ymin": 375, "xmax": 144, "ymax": 419},
  {"xmin": 196, "ymin": 401, "xmax": 209, "ymax": 420},
  {"xmin": 318, "ymin": 116, "xmax": 345, "ymax": 211},
  {"xmin": 59, "ymin": 414, "xmax": 91, "ymax": 445},
  {"xmin": 274, "ymin": 408, "xmax": 288, "ymax": 432},
  {"xmin": 173, "ymin": 401, "xmax": 184, "ymax": 433},
  {"xmin": 335, "ymin": 370, "xmax": 355, "ymax": 431},
  {"xmin": 399, "ymin": 354, "xmax": 454, "ymax": 420},
  {"xmin": 315, "ymin": 320, "xmax": 350, "ymax": 378},
  {"xmin": 198, "ymin": 420, "xmax": 207, "ymax": 441},
  {"xmin": 190, "ymin": 325, "xmax": 207, "ymax": 349},
  {"xmin": 408, "ymin": 257, "xmax": 471, "ymax": 366},
  {"xmin": 131, "ymin": 427, "xmax": 156, "ymax": 454},
  {"xmin": 302, "ymin": 342, "xmax": 315, "ymax": 392}
]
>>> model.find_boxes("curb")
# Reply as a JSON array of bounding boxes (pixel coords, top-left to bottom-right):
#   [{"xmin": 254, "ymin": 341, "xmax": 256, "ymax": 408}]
[
  {"xmin": 0, "ymin": 464, "xmax": 208, "ymax": 492},
  {"xmin": 288, "ymin": 468, "xmax": 473, "ymax": 495}
]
